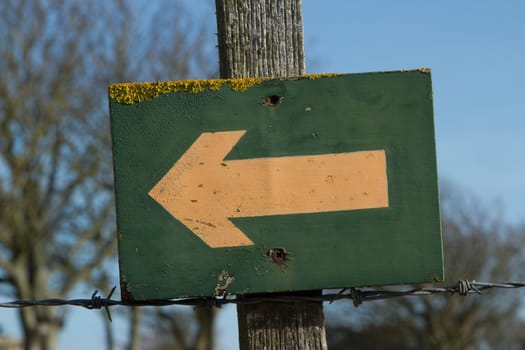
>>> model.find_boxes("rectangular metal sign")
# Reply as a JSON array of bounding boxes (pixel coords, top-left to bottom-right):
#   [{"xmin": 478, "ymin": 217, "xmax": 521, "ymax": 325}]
[{"xmin": 109, "ymin": 70, "xmax": 443, "ymax": 300}]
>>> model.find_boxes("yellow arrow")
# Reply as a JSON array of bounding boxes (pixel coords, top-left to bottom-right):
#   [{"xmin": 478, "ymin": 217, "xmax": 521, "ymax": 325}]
[{"xmin": 149, "ymin": 130, "xmax": 389, "ymax": 248}]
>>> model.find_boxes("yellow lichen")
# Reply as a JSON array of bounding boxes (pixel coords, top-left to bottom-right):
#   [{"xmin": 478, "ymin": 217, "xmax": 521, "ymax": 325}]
[
  {"xmin": 306, "ymin": 73, "xmax": 341, "ymax": 80},
  {"xmin": 229, "ymin": 77, "xmax": 264, "ymax": 92},
  {"xmin": 109, "ymin": 74, "xmax": 340, "ymax": 105},
  {"xmin": 109, "ymin": 78, "xmax": 266, "ymax": 105}
]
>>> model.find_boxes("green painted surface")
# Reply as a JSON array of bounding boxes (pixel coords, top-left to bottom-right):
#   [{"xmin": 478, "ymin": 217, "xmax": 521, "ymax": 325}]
[{"xmin": 109, "ymin": 70, "xmax": 443, "ymax": 300}]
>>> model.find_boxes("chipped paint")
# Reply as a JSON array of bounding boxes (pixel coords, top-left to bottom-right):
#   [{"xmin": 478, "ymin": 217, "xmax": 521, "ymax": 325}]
[
  {"xmin": 214, "ymin": 270, "xmax": 235, "ymax": 297},
  {"xmin": 120, "ymin": 280, "xmax": 135, "ymax": 301}
]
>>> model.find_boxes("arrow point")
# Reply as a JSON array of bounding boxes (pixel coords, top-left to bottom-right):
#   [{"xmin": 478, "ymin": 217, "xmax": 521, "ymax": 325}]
[{"xmin": 149, "ymin": 130, "xmax": 255, "ymax": 248}]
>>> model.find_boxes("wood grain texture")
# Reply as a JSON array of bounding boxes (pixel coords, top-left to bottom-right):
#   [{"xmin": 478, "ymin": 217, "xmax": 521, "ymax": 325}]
[
  {"xmin": 216, "ymin": 0, "xmax": 305, "ymax": 79},
  {"xmin": 238, "ymin": 293, "xmax": 327, "ymax": 350}
]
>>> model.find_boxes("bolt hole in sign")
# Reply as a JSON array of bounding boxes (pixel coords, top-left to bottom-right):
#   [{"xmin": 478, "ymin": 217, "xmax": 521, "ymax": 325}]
[{"xmin": 109, "ymin": 70, "xmax": 443, "ymax": 301}]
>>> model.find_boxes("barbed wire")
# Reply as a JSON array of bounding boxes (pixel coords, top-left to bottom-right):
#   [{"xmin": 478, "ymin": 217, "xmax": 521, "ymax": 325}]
[{"xmin": 1, "ymin": 280, "xmax": 524, "ymax": 321}]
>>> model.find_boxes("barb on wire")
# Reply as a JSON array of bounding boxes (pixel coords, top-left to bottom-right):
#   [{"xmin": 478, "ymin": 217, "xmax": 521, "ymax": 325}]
[
  {"xmin": 85, "ymin": 286, "xmax": 117, "ymax": 321},
  {"xmin": 1, "ymin": 280, "xmax": 524, "ymax": 317},
  {"xmin": 0, "ymin": 286, "xmax": 120, "ymax": 322}
]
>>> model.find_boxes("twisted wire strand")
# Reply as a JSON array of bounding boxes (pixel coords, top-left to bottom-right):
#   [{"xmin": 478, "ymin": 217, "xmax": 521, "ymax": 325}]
[{"xmin": 1, "ymin": 280, "xmax": 524, "ymax": 321}]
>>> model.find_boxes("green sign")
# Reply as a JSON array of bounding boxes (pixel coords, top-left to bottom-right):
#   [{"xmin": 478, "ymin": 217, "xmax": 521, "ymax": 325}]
[{"xmin": 109, "ymin": 70, "xmax": 443, "ymax": 300}]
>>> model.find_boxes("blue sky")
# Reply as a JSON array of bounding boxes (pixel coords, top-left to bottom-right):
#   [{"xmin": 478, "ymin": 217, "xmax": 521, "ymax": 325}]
[{"xmin": 2, "ymin": 1, "xmax": 524, "ymax": 349}]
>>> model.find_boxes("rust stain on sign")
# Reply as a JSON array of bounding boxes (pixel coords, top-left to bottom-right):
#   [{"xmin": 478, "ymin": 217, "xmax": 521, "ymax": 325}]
[{"xmin": 148, "ymin": 130, "xmax": 389, "ymax": 248}]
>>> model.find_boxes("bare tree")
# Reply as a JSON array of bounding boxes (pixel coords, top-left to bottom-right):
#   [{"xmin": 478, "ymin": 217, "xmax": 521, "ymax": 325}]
[
  {"xmin": 0, "ymin": 1, "xmax": 216, "ymax": 349},
  {"xmin": 326, "ymin": 181, "xmax": 525, "ymax": 350},
  {"xmin": 140, "ymin": 306, "xmax": 217, "ymax": 350}
]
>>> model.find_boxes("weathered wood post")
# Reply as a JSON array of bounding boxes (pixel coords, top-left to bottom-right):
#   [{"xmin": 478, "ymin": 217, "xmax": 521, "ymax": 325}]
[{"xmin": 215, "ymin": 1, "xmax": 328, "ymax": 349}]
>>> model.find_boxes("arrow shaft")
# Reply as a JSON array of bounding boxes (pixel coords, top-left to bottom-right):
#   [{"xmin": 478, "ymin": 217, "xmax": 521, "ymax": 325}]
[{"xmin": 212, "ymin": 151, "xmax": 388, "ymax": 217}]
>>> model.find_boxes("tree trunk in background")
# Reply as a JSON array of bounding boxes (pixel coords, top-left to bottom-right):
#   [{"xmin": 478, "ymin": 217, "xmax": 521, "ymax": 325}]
[
  {"xmin": 20, "ymin": 306, "xmax": 61, "ymax": 350},
  {"xmin": 128, "ymin": 307, "xmax": 141, "ymax": 350},
  {"xmin": 194, "ymin": 307, "xmax": 215, "ymax": 350},
  {"xmin": 215, "ymin": 0, "xmax": 327, "ymax": 349},
  {"xmin": 103, "ymin": 315, "xmax": 114, "ymax": 350}
]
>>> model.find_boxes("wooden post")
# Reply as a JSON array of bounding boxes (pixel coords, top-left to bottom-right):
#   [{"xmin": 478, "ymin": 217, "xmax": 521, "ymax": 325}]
[
  {"xmin": 215, "ymin": 1, "xmax": 328, "ymax": 349},
  {"xmin": 215, "ymin": 0, "xmax": 305, "ymax": 78}
]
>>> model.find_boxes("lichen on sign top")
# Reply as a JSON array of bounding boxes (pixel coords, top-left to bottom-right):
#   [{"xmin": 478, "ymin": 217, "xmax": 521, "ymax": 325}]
[{"xmin": 108, "ymin": 73, "xmax": 341, "ymax": 104}]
